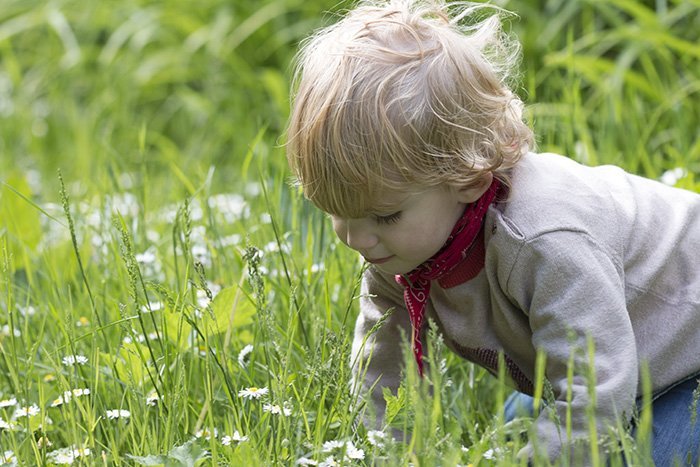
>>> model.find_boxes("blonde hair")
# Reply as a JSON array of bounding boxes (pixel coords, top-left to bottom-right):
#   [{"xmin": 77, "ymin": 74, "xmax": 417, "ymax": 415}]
[{"xmin": 286, "ymin": 0, "xmax": 534, "ymax": 218}]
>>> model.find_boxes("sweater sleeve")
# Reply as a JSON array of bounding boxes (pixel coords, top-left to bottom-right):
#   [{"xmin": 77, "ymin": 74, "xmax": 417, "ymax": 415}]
[
  {"xmin": 351, "ymin": 266, "xmax": 413, "ymax": 429},
  {"xmin": 505, "ymin": 230, "xmax": 638, "ymax": 462}
]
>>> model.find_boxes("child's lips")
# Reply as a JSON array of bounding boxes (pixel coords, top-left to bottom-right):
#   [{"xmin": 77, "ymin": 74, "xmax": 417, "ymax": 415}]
[{"xmin": 365, "ymin": 255, "xmax": 394, "ymax": 264}]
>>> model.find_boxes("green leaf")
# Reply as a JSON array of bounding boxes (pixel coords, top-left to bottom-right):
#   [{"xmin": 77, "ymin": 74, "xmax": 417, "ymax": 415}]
[
  {"xmin": 105, "ymin": 342, "xmax": 149, "ymax": 385},
  {"xmin": 0, "ymin": 174, "xmax": 43, "ymax": 266},
  {"xmin": 128, "ymin": 440, "xmax": 209, "ymax": 467},
  {"xmin": 383, "ymin": 386, "xmax": 407, "ymax": 426},
  {"xmin": 167, "ymin": 440, "xmax": 208, "ymax": 467},
  {"xmin": 203, "ymin": 283, "xmax": 255, "ymax": 335},
  {"xmin": 127, "ymin": 454, "xmax": 169, "ymax": 466}
]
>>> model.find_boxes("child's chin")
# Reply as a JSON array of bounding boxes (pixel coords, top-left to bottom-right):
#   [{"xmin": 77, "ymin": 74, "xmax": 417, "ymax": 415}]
[{"xmin": 374, "ymin": 262, "xmax": 416, "ymax": 276}]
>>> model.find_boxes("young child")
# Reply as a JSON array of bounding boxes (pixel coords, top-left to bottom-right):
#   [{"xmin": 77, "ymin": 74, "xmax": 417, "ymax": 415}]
[{"xmin": 285, "ymin": 0, "xmax": 700, "ymax": 463}]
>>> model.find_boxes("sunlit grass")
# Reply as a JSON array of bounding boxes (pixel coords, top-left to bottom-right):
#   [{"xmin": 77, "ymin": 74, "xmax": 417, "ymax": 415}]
[{"xmin": 0, "ymin": 0, "xmax": 698, "ymax": 464}]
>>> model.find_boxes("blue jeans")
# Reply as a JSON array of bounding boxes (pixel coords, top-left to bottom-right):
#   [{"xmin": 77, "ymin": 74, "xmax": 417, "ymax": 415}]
[{"xmin": 503, "ymin": 377, "xmax": 700, "ymax": 466}]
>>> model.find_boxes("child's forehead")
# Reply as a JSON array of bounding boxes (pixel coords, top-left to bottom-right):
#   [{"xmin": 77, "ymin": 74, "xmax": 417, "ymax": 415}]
[{"xmin": 364, "ymin": 190, "xmax": 413, "ymax": 213}]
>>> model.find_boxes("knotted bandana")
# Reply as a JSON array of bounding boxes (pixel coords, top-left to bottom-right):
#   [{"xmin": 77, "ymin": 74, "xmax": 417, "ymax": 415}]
[{"xmin": 395, "ymin": 179, "xmax": 501, "ymax": 375}]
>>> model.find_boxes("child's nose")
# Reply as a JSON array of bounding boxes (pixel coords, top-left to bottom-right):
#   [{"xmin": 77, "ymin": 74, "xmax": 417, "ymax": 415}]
[{"xmin": 340, "ymin": 219, "xmax": 379, "ymax": 251}]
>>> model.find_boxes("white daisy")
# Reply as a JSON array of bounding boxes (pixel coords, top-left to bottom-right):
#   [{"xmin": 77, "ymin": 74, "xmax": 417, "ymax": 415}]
[
  {"xmin": 345, "ymin": 441, "xmax": 364, "ymax": 460},
  {"xmin": 13, "ymin": 404, "xmax": 39, "ymax": 418},
  {"xmin": 72, "ymin": 447, "xmax": 91, "ymax": 458},
  {"xmin": 135, "ymin": 250, "xmax": 157, "ymax": 265},
  {"xmin": 75, "ymin": 316, "xmax": 90, "ymax": 327},
  {"xmin": 105, "ymin": 409, "xmax": 130, "ymax": 420},
  {"xmin": 296, "ymin": 457, "xmax": 318, "ymax": 465},
  {"xmin": 50, "ymin": 396, "xmax": 67, "ymax": 408},
  {"xmin": 0, "ymin": 397, "xmax": 17, "ymax": 408},
  {"xmin": 238, "ymin": 386, "xmax": 268, "ymax": 400},
  {"xmin": 194, "ymin": 427, "xmax": 218, "ymax": 440},
  {"xmin": 46, "ymin": 445, "xmax": 89, "ymax": 464},
  {"xmin": 1, "ymin": 450, "xmax": 16, "ymax": 464},
  {"xmin": 47, "ymin": 449, "xmax": 74, "ymax": 465},
  {"xmin": 0, "ymin": 418, "xmax": 17, "ymax": 430},
  {"xmin": 367, "ymin": 430, "xmax": 386, "ymax": 448},
  {"xmin": 262, "ymin": 403, "xmax": 292, "ymax": 417},
  {"xmin": 321, "ymin": 440, "xmax": 345, "ymax": 452},
  {"xmin": 71, "ymin": 388, "xmax": 90, "ymax": 398},
  {"xmin": 221, "ymin": 430, "xmax": 248, "ymax": 445},
  {"xmin": 62, "ymin": 355, "xmax": 88, "ymax": 366},
  {"xmin": 318, "ymin": 456, "xmax": 338, "ymax": 467}
]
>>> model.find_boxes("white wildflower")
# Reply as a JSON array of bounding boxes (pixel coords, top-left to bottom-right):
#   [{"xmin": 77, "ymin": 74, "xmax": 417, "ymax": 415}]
[
  {"xmin": 141, "ymin": 301, "xmax": 164, "ymax": 313},
  {"xmin": 367, "ymin": 430, "xmax": 386, "ymax": 448},
  {"xmin": 482, "ymin": 447, "xmax": 503, "ymax": 460},
  {"xmin": 135, "ymin": 249, "xmax": 157, "ymax": 265},
  {"xmin": 345, "ymin": 441, "xmax": 364, "ymax": 460},
  {"xmin": 296, "ymin": 457, "xmax": 318, "ymax": 465},
  {"xmin": 208, "ymin": 193, "xmax": 248, "ymax": 223},
  {"xmin": 218, "ymin": 234, "xmax": 241, "ymax": 247},
  {"xmin": 0, "ymin": 397, "xmax": 17, "ymax": 408},
  {"xmin": 75, "ymin": 316, "xmax": 90, "ymax": 327},
  {"xmin": 194, "ymin": 427, "xmax": 217, "ymax": 440},
  {"xmin": 660, "ymin": 167, "xmax": 687, "ymax": 186},
  {"xmin": 50, "ymin": 396, "xmax": 67, "ymax": 408},
  {"xmin": 62, "ymin": 355, "xmax": 88, "ymax": 366},
  {"xmin": 47, "ymin": 448, "xmax": 74, "ymax": 465},
  {"xmin": 73, "ymin": 447, "xmax": 91, "ymax": 458},
  {"xmin": 1, "ymin": 450, "xmax": 16, "ymax": 465},
  {"xmin": 71, "ymin": 388, "xmax": 90, "ymax": 398},
  {"xmin": 13, "ymin": 404, "xmax": 39, "ymax": 418},
  {"xmin": 18, "ymin": 305, "xmax": 36, "ymax": 317},
  {"xmin": 238, "ymin": 387, "xmax": 268, "ymax": 400},
  {"xmin": 51, "ymin": 388, "xmax": 90, "ymax": 407},
  {"xmin": 48, "ymin": 445, "xmax": 91, "ymax": 464},
  {"xmin": 1, "ymin": 325, "xmax": 20, "ymax": 337},
  {"xmin": 238, "ymin": 344, "xmax": 254, "ymax": 368},
  {"xmin": 196, "ymin": 289, "xmax": 211, "ymax": 308},
  {"xmin": 263, "ymin": 403, "xmax": 292, "ymax": 417},
  {"xmin": 105, "ymin": 409, "xmax": 130, "ymax": 420},
  {"xmin": 321, "ymin": 440, "xmax": 345, "ymax": 452},
  {"xmin": 318, "ymin": 456, "xmax": 338, "ymax": 467},
  {"xmin": 192, "ymin": 244, "xmax": 211, "ymax": 268},
  {"xmin": 222, "ymin": 430, "xmax": 248, "ymax": 445},
  {"xmin": 0, "ymin": 418, "xmax": 18, "ymax": 430}
]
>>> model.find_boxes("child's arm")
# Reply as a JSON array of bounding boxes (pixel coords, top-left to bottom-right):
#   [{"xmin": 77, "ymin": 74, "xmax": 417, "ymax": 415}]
[
  {"xmin": 350, "ymin": 266, "xmax": 413, "ymax": 432},
  {"xmin": 503, "ymin": 229, "xmax": 637, "ymax": 461}
]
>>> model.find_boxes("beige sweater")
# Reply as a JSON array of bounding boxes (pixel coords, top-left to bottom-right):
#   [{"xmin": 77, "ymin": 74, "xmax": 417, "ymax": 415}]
[{"xmin": 351, "ymin": 152, "xmax": 700, "ymax": 460}]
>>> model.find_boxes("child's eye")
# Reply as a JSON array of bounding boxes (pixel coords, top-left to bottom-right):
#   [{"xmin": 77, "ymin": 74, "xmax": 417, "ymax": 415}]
[{"xmin": 374, "ymin": 211, "xmax": 402, "ymax": 225}]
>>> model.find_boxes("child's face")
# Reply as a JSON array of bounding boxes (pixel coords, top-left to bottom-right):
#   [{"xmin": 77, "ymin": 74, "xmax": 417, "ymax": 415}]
[{"xmin": 330, "ymin": 186, "xmax": 468, "ymax": 275}]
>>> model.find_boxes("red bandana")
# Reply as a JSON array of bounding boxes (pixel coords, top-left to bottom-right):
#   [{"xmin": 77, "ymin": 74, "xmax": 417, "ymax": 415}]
[{"xmin": 395, "ymin": 179, "xmax": 501, "ymax": 375}]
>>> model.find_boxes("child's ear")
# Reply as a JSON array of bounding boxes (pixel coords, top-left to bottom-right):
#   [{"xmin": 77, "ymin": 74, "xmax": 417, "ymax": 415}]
[{"xmin": 452, "ymin": 173, "xmax": 494, "ymax": 204}]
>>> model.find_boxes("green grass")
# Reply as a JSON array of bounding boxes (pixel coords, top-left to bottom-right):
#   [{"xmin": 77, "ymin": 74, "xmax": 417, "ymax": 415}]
[{"xmin": 0, "ymin": 0, "xmax": 698, "ymax": 465}]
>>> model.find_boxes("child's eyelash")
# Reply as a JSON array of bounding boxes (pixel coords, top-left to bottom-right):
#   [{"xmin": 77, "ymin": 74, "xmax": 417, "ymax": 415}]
[{"xmin": 375, "ymin": 212, "xmax": 402, "ymax": 225}]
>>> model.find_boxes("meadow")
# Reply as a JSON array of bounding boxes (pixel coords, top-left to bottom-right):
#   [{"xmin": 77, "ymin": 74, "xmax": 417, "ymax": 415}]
[{"xmin": 0, "ymin": 0, "xmax": 698, "ymax": 465}]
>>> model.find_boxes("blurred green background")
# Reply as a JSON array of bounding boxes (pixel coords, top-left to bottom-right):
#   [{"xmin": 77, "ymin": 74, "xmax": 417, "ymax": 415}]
[{"xmin": 2, "ymin": 0, "xmax": 698, "ymax": 201}]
